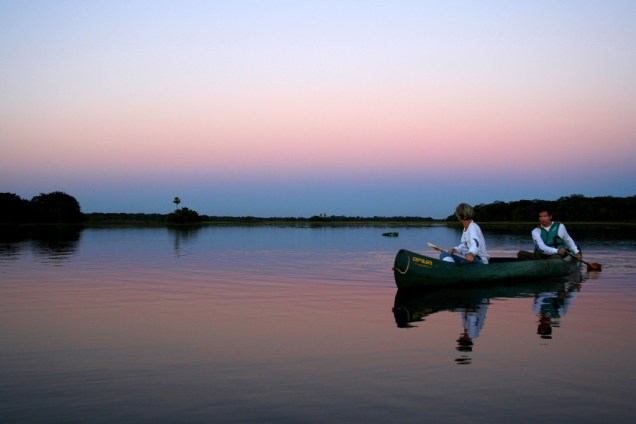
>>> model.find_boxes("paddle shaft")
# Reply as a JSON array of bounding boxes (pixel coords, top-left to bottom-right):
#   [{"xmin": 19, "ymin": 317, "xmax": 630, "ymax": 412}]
[
  {"xmin": 566, "ymin": 251, "xmax": 602, "ymax": 271},
  {"xmin": 427, "ymin": 242, "xmax": 466, "ymax": 259}
]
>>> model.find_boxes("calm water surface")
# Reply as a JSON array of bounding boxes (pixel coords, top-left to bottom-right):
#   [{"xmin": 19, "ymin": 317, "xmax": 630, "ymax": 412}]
[{"xmin": 1, "ymin": 225, "xmax": 635, "ymax": 423}]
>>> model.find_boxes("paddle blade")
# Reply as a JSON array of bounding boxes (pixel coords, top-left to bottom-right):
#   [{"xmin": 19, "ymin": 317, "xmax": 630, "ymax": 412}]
[
  {"xmin": 569, "ymin": 251, "xmax": 602, "ymax": 272},
  {"xmin": 427, "ymin": 242, "xmax": 445, "ymax": 252}
]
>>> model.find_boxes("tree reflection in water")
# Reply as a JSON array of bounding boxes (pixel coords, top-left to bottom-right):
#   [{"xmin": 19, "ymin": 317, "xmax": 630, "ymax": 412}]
[
  {"xmin": 1, "ymin": 225, "xmax": 83, "ymax": 264},
  {"xmin": 168, "ymin": 225, "xmax": 203, "ymax": 257}
]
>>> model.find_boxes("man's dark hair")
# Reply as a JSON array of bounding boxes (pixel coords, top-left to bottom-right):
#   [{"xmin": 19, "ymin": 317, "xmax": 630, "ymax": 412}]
[{"xmin": 538, "ymin": 205, "xmax": 553, "ymax": 216}]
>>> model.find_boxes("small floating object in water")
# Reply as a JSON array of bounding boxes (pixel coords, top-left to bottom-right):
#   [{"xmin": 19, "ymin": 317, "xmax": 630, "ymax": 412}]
[{"xmin": 382, "ymin": 232, "xmax": 399, "ymax": 237}]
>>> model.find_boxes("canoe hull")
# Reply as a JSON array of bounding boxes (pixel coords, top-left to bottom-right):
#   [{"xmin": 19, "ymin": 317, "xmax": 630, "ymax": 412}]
[{"xmin": 393, "ymin": 249, "xmax": 576, "ymax": 289}]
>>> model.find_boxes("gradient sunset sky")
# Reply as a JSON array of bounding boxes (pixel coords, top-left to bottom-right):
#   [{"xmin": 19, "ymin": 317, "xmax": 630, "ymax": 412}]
[{"xmin": 2, "ymin": 0, "xmax": 635, "ymax": 218}]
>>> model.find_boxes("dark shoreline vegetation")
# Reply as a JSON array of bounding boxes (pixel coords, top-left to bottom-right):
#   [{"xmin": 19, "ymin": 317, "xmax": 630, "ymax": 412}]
[{"xmin": 2, "ymin": 192, "xmax": 636, "ymax": 232}]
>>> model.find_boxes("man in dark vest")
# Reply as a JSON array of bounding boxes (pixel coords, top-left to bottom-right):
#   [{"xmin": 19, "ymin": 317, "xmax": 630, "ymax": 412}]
[{"xmin": 517, "ymin": 208, "xmax": 583, "ymax": 261}]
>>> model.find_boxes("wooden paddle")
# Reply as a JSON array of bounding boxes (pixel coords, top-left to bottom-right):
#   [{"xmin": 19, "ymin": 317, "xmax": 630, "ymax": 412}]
[
  {"xmin": 427, "ymin": 242, "xmax": 466, "ymax": 259},
  {"xmin": 566, "ymin": 251, "xmax": 602, "ymax": 271}
]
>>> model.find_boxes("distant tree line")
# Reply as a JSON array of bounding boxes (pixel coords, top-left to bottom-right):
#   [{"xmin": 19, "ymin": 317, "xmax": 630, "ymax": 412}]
[
  {"xmin": 167, "ymin": 207, "xmax": 200, "ymax": 224},
  {"xmin": 84, "ymin": 212, "xmax": 168, "ymax": 225},
  {"xmin": 4, "ymin": 192, "xmax": 635, "ymax": 225},
  {"xmin": 445, "ymin": 195, "xmax": 636, "ymax": 222},
  {"xmin": 84, "ymin": 213, "xmax": 435, "ymax": 224},
  {"xmin": 1, "ymin": 192, "xmax": 84, "ymax": 224},
  {"xmin": 307, "ymin": 215, "xmax": 435, "ymax": 223},
  {"xmin": 87, "ymin": 210, "xmax": 202, "ymax": 225}
]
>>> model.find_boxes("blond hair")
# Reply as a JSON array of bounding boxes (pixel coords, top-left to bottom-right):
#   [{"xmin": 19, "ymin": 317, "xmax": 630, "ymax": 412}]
[{"xmin": 455, "ymin": 203, "xmax": 474, "ymax": 221}]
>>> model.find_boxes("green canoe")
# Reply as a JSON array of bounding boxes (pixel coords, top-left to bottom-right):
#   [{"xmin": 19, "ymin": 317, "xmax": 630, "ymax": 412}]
[{"xmin": 393, "ymin": 249, "xmax": 577, "ymax": 289}]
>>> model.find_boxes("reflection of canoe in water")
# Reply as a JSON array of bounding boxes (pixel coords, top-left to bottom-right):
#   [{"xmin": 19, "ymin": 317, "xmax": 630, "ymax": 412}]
[
  {"xmin": 393, "ymin": 249, "xmax": 576, "ymax": 289},
  {"xmin": 392, "ymin": 278, "xmax": 574, "ymax": 328}
]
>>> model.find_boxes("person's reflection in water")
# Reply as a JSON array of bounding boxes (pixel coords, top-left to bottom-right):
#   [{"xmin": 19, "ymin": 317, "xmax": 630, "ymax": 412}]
[
  {"xmin": 456, "ymin": 331, "xmax": 475, "ymax": 351},
  {"xmin": 533, "ymin": 281, "xmax": 580, "ymax": 341},
  {"xmin": 453, "ymin": 300, "xmax": 489, "ymax": 365},
  {"xmin": 537, "ymin": 314, "xmax": 553, "ymax": 339}
]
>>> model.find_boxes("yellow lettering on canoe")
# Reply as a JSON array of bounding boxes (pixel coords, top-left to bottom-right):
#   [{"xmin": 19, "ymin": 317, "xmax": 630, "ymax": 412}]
[{"xmin": 412, "ymin": 256, "xmax": 433, "ymax": 267}]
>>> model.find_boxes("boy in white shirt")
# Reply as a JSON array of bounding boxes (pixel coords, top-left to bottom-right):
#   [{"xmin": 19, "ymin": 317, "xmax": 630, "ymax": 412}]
[{"xmin": 440, "ymin": 203, "xmax": 489, "ymax": 264}]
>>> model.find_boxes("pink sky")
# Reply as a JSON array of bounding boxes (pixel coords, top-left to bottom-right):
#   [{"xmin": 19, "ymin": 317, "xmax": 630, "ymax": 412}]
[{"xmin": 2, "ymin": 1, "xmax": 635, "ymax": 217}]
